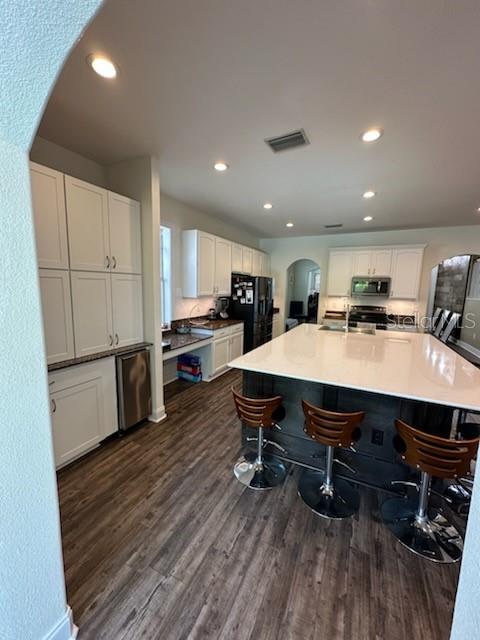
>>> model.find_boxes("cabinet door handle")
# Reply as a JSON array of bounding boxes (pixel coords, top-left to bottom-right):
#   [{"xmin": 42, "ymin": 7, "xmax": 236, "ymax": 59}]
[
  {"xmin": 109, "ymin": 334, "xmax": 113, "ymax": 346},
  {"xmin": 51, "ymin": 398, "xmax": 56, "ymax": 413},
  {"xmin": 106, "ymin": 255, "xmax": 110, "ymax": 269},
  {"xmin": 115, "ymin": 333, "xmax": 119, "ymax": 345},
  {"xmin": 112, "ymin": 256, "xmax": 117, "ymax": 269}
]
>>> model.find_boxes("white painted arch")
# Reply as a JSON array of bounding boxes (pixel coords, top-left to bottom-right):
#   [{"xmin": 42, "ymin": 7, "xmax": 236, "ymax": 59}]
[{"xmin": 0, "ymin": 1, "xmax": 478, "ymax": 638}]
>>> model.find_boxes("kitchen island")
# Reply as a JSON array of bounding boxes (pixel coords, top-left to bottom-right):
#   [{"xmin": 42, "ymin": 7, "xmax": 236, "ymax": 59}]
[{"xmin": 228, "ymin": 324, "xmax": 480, "ymax": 490}]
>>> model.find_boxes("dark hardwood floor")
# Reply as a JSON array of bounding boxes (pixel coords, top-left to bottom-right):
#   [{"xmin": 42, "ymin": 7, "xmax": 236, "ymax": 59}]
[{"xmin": 57, "ymin": 369, "xmax": 459, "ymax": 640}]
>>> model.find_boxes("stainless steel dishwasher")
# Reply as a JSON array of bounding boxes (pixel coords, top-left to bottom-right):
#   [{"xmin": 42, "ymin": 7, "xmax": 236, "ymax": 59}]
[{"xmin": 116, "ymin": 349, "xmax": 152, "ymax": 431}]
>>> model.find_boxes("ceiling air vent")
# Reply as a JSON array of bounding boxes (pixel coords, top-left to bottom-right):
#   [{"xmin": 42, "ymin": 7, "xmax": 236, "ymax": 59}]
[
  {"xmin": 265, "ymin": 128, "xmax": 309, "ymax": 153},
  {"xmin": 324, "ymin": 224, "xmax": 343, "ymax": 229}
]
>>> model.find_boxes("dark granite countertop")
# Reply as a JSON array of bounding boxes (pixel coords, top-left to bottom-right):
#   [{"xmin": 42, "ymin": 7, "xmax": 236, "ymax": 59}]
[
  {"xmin": 162, "ymin": 332, "xmax": 211, "ymax": 352},
  {"xmin": 48, "ymin": 342, "xmax": 153, "ymax": 372},
  {"xmin": 190, "ymin": 318, "xmax": 244, "ymax": 330}
]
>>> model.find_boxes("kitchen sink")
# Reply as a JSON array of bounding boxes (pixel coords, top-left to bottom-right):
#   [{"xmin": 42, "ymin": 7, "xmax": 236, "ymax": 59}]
[{"xmin": 318, "ymin": 325, "xmax": 376, "ymax": 335}]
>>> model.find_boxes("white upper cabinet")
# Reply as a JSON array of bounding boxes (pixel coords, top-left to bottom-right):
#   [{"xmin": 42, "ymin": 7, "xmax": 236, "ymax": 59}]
[
  {"xmin": 252, "ymin": 250, "xmax": 262, "ymax": 276},
  {"xmin": 327, "ymin": 251, "xmax": 354, "ymax": 296},
  {"xmin": 352, "ymin": 251, "xmax": 371, "ymax": 277},
  {"xmin": 214, "ymin": 237, "xmax": 232, "ymax": 295},
  {"xmin": 328, "ymin": 244, "xmax": 424, "ymax": 299},
  {"xmin": 38, "ymin": 269, "xmax": 74, "ymax": 364},
  {"xmin": 232, "ymin": 244, "xmax": 243, "ymax": 273},
  {"xmin": 182, "ymin": 230, "xmax": 215, "ymax": 297},
  {"xmin": 352, "ymin": 248, "xmax": 392, "ymax": 277},
  {"xmin": 70, "ymin": 271, "xmax": 114, "ymax": 357},
  {"xmin": 65, "ymin": 176, "xmax": 110, "ymax": 272},
  {"xmin": 242, "ymin": 247, "xmax": 253, "ymax": 275},
  {"xmin": 370, "ymin": 249, "xmax": 392, "ymax": 276},
  {"xmin": 108, "ymin": 192, "xmax": 142, "ymax": 274},
  {"xmin": 30, "ymin": 162, "xmax": 69, "ymax": 269},
  {"xmin": 111, "ymin": 274, "xmax": 144, "ymax": 347},
  {"xmin": 390, "ymin": 247, "xmax": 424, "ymax": 299}
]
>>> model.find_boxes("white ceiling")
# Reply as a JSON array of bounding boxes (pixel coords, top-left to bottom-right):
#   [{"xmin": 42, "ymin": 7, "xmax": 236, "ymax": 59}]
[{"xmin": 38, "ymin": 0, "xmax": 480, "ymax": 238}]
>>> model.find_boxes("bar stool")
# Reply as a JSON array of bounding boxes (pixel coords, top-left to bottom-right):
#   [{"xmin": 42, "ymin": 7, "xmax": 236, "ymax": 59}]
[
  {"xmin": 382, "ymin": 419, "xmax": 479, "ymax": 563},
  {"xmin": 298, "ymin": 400, "xmax": 365, "ymax": 519},
  {"xmin": 232, "ymin": 388, "xmax": 287, "ymax": 490}
]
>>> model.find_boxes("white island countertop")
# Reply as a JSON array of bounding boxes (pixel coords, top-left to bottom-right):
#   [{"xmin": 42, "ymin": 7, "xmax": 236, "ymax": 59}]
[{"xmin": 228, "ymin": 324, "xmax": 480, "ymax": 411}]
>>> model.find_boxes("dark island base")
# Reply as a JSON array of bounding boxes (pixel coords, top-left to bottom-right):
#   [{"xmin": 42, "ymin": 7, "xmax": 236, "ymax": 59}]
[{"xmin": 241, "ymin": 371, "xmax": 460, "ymax": 493}]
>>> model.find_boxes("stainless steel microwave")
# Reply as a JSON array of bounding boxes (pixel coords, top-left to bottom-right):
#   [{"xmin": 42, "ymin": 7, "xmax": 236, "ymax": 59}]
[{"xmin": 351, "ymin": 276, "xmax": 391, "ymax": 297}]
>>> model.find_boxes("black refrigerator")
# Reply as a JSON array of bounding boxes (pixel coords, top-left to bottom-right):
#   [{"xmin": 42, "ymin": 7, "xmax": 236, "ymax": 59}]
[{"xmin": 230, "ymin": 274, "xmax": 274, "ymax": 352}]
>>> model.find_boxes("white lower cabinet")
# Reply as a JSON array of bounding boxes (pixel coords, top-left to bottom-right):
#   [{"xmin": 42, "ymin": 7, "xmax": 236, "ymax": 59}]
[
  {"xmin": 229, "ymin": 330, "xmax": 244, "ymax": 360},
  {"xmin": 200, "ymin": 323, "xmax": 244, "ymax": 380},
  {"xmin": 212, "ymin": 335, "xmax": 230, "ymax": 375},
  {"xmin": 49, "ymin": 358, "xmax": 118, "ymax": 468},
  {"xmin": 111, "ymin": 274, "xmax": 144, "ymax": 347},
  {"xmin": 39, "ymin": 269, "xmax": 75, "ymax": 364}
]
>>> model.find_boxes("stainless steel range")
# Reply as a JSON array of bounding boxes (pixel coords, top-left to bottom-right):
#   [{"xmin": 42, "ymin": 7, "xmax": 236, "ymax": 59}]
[{"xmin": 348, "ymin": 305, "xmax": 388, "ymax": 330}]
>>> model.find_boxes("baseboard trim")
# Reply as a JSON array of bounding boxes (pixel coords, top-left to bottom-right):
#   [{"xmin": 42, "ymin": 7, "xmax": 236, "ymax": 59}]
[
  {"xmin": 43, "ymin": 606, "xmax": 76, "ymax": 640},
  {"xmin": 149, "ymin": 405, "xmax": 167, "ymax": 423}
]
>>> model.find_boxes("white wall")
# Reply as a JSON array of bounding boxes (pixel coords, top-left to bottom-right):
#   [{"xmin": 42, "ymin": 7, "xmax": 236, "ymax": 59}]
[
  {"xmin": 30, "ymin": 136, "xmax": 108, "ymax": 187},
  {"xmin": 107, "ymin": 157, "xmax": 165, "ymax": 422},
  {"xmin": 0, "ymin": 2, "xmax": 101, "ymax": 639},
  {"xmin": 261, "ymin": 225, "xmax": 480, "ymax": 330},
  {"xmin": 160, "ymin": 192, "xmax": 260, "ymax": 319}
]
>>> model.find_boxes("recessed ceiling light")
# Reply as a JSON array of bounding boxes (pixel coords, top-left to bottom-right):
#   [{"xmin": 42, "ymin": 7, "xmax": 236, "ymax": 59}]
[
  {"xmin": 214, "ymin": 162, "xmax": 229, "ymax": 172},
  {"xmin": 363, "ymin": 216, "xmax": 374, "ymax": 222},
  {"xmin": 263, "ymin": 202, "xmax": 273, "ymax": 210},
  {"xmin": 361, "ymin": 128, "xmax": 383, "ymax": 143},
  {"xmin": 87, "ymin": 54, "xmax": 117, "ymax": 79},
  {"xmin": 286, "ymin": 222, "xmax": 294, "ymax": 228},
  {"xmin": 477, "ymin": 207, "xmax": 480, "ymax": 213},
  {"xmin": 363, "ymin": 190, "xmax": 376, "ymax": 199}
]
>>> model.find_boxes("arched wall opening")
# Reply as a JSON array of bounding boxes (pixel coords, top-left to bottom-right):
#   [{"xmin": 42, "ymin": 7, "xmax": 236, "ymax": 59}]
[{"xmin": 284, "ymin": 258, "xmax": 321, "ymax": 329}]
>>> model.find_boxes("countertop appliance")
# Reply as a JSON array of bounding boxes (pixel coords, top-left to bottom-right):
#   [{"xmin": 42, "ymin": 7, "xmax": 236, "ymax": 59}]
[
  {"xmin": 229, "ymin": 274, "xmax": 273, "ymax": 352},
  {"xmin": 215, "ymin": 296, "xmax": 230, "ymax": 319},
  {"xmin": 351, "ymin": 276, "xmax": 391, "ymax": 297},
  {"xmin": 116, "ymin": 348, "xmax": 151, "ymax": 431},
  {"xmin": 349, "ymin": 304, "xmax": 389, "ymax": 329}
]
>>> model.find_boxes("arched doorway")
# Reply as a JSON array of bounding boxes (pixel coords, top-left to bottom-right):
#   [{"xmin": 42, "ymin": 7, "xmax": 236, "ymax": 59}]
[{"xmin": 284, "ymin": 258, "xmax": 321, "ymax": 329}]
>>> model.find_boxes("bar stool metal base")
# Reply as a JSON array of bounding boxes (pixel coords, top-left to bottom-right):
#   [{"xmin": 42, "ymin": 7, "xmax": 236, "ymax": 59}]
[
  {"xmin": 234, "ymin": 451, "xmax": 287, "ymax": 490},
  {"xmin": 381, "ymin": 497, "xmax": 463, "ymax": 563},
  {"xmin": 298, "ymin": 469, "xmax": 360, "ymax": 519}
]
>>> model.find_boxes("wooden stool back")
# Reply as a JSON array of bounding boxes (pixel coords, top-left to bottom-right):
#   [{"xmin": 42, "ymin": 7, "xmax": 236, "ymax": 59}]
[
  {"xmin": 302, "ymin": 400, "xmax": 365, "ymax": 448},
  {"xmin": 232, "ymin": 388, "xmax": 283, "ymax": 430},
  {"xmin": 395, "ymin": 419, "xmax": 479, "ymax": 479}
]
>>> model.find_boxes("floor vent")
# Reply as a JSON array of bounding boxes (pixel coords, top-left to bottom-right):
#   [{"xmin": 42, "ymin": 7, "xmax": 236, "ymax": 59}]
[
  {"xmin": 324, "ymin": 223, "xmax": 343, "ymax": 229},
  {"xmin": 265, "ymin": 129, "xmax": 309, "ymax": 153}
]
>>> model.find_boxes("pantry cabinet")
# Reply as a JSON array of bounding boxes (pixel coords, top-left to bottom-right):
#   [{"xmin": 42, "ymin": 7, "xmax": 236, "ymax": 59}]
[
  {"xmin": 30, "ymin": 162, "xmax": 69, "ymax": 269},
  {"xmin": 38, "ymin": 269, "xmax": 75, "ymax": 364},
  {"xmin": 111, "ymin": 274, "xmax": 144, "ymax": 347},
  {"xmin": 48, "ymin": 358, "xmax": 118, "ymax": 468},
  {"xmin": 65, "ymin": 176, "xmax": 110, "ymax": 272},
  {"xmin": 71, "ymin": 271, "xmax": 144, "ymax": 356},
  {"xmin": 327, "ymin": 244, "xmax": 425, "ymax": 299},
  {"xmin": 71, "ymin": 271, "xmax": 114, "ymax": 356},
  {"xmin": 108, "ymin": 192, "xmax": 142, "ymax": 274}
]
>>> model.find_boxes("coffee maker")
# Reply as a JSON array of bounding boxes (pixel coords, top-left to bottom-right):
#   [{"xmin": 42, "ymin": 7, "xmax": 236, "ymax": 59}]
[{"xmin": 215, "ymin": 297, "xmax": 230, "ymax": 319}]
